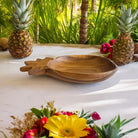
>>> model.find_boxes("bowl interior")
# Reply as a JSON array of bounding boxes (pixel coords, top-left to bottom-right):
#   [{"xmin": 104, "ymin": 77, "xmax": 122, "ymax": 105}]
[{"xmin": 47, "ymin": 55, "xmax": 117, "ymax": 74}]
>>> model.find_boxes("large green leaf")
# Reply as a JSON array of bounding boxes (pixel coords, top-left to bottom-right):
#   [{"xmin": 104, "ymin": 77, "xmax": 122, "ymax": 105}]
[{"xmin": 31, "ymin": 108, "xmax": 43, "ymax": 118}]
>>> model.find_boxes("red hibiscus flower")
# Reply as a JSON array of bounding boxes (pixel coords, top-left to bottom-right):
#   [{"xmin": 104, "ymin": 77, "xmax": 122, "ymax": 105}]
[
  {"xmin": 92, "ymin": 112, "xmax": 101, "ymax": 120},
  {"xmin": 100, "ymin": 43, "xmax": 111, "ymax": 54},
  {"xmin": 83, "ymin": 128, "xmax": 98, "ymax": 138},
  {"xmin": 109, "ymin": 39, "xmax": 115, "ymax": 45},
  {"xmin": 22, "ymin": 129, "xmax": 37, "ymax": 138}
]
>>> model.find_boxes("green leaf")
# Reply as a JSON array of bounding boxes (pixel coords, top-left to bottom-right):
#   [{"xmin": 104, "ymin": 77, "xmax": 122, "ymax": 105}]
[
  {"xmin": 87, "ymin": 119, "xmax": 94, "ymax": 125},
  {"xmin": 26, "ymin": 0, "xmax": 33, "ymax": 9},
  {"xmin": 132, "ymin": 10, "xmax": 138, "ymax": 19},
  {"xmin": 13, "ymin": 1, "xmax": 22, "ymax": 17},
  {"xmin": 43, "ymin": 108, "xmax": 50, "ymax": 118},
  {"xmin": 121, "ymin": 11, "xmax": 126, "ymax": 22},
  {"xmin": 20, "ymin": 11, "xmax": 30, "ymax": 22},
  {"xmin": 126, "ymin": 16, "xmax": 132, "ymax": 24},
  {"xmin": 0, "ymin": 130, "xmax": 8, "ymax": 138},
  {"xmin": 126, "ymin": 7, "xmax": 131, "ymax": 17},
  {"xmin": 116, "ymin": 23, "xmax": 127, "ymax": 33},
  {"xmin": 20, "ymin": 0, "xmax": 26, "ymax": 12},
  {"xmin": 121, "ymin": 117, "xmax": 136, "ymax": 127},
  {"xmin": 31, "ymin": 108, "xmax": 43, "ymax": 118},
  {"xmin": 116, "ymin": 16, "xmax": 126, "ymax": 27},
  {"xmin": 122, "ymin": 5, "xmax": 126, "ymax": 13},
  {"xmin": 84, "ymin": 113, "xmax": 92, "ymax": 119},
  {"xmin": 119, "ymin": 128, "xmax": 138, "ymax": 137},
  {"xmin": 94, "ymin": 125, "xmax": 105, "ymax": 138}
]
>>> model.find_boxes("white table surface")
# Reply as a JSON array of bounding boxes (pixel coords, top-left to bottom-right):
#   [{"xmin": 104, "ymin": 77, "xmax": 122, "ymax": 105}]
[{"xmin": 0, "ymin": 45, "xmax": 138, "ymax": 137}]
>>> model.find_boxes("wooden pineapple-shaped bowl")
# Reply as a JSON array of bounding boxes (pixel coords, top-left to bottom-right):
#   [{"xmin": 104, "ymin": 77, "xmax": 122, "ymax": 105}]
[{"xmin": 20, "ymin": 55, "xmax": 118, "ymax": 83}]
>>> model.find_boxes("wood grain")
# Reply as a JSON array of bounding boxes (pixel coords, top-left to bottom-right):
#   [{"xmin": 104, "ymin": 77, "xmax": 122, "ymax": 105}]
[{"xmin": 20, "ymin": 55, "xmax": 118, "ymax": 83}]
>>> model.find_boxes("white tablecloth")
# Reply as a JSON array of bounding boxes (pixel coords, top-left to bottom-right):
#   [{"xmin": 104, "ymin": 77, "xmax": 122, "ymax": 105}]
[{"xmin": 0, "ymin": 45, "xmax": 138, "ymax": 137}]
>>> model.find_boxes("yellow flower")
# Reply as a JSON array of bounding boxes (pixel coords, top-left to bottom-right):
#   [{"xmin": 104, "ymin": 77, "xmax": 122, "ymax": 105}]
[{"xmin": 44, "ymin": 115, "xmax": 89, "ymax": 138}]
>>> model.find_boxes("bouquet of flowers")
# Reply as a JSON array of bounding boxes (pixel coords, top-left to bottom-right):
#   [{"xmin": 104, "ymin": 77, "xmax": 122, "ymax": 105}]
[{"xmin": 1, "ymin": 101, "xmax": 138, "ymax": 138}]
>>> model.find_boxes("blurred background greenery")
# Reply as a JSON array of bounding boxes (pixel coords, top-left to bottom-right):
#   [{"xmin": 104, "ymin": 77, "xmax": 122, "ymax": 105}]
[{"xmin": 0, "ymin": 0, "xmax": 138, "ymax": 44}]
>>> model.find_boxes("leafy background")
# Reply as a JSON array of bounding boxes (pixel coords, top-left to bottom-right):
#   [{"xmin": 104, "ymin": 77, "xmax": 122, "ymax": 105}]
[{"xmin": 0, "ymin": 0, "xmax": 138, "ymax": 44}]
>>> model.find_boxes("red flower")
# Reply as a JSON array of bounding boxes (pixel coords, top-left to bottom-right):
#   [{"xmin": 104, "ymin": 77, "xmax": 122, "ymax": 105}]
[
  {"xmin": 108, "ymin": 47, "xmax": 113, "ymax": 53},
  {"xmin": 100, "ymin": 43, "xmax": 111, "ymax": 54},
  {"xmin": 22, "ymin": 129, "xmax": 37, "ymax": 138},
  {"xmin": 40, "ymin": 117, "xmax": 47, "ymax": 125},
  {"xmin": 54, "ymin": 112, "xmax": 61, "ymax": 116},
  {"xmin": 32, "ymin": 117, "xmax": 47, "ymax": 135},
  {"xmin": 61, "ymin": 111, "xmax": 73, "ymax": 116},
  {"xmin": 109, "ymin": 39, "xmax": 115, "ymax": 45},
  {"xmin": 83, "ymin": 128, "xmax": 98, "ymax": 138},
  {"xmin": 107, "ymin": 53, "xmax": 113, "ymax": 60},
  {"xmin": 92, "ymin": 112, "xmax": 101, "ymax": 120}
]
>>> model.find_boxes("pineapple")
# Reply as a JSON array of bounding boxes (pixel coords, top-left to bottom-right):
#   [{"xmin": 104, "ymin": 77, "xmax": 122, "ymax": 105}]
[
  {"xmin": 113, "ymin": 5, "xmax": 138, "ymax": 65},
  {"xmin": 8, "ymin": 0, "xmax": 33, "ymax": 58}
]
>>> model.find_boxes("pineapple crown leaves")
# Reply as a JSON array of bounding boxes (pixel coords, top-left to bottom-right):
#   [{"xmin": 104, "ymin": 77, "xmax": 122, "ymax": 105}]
[
  {"xmin": 12, "ymin": 0, "xmax": 33, "ymax": 30},
  {"xmin": 94, "ymin": 115, "xmax": 138, "ymax": 138},
  {"xmin": 79, "ymin": 109, "xmax": 94, "ymax": 125},
  {"xmin": 116, "ymin": 5, "xmax": 138, "ymax": 34}
]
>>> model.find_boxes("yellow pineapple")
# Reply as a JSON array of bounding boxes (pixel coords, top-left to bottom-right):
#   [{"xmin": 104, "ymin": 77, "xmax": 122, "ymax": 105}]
[
  {"xmin": 8, "ymin": 0, "xmax": 33, "ymax": 58},
  {"xmin": 113, "ymin": 5, "xmax": 138, "ymax": 65}
]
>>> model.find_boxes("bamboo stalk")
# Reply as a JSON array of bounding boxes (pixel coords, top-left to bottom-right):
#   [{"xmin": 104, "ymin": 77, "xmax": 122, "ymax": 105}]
[{"xmin": 79, "ymin": 0, "xmax": 88, "ymax": 44}]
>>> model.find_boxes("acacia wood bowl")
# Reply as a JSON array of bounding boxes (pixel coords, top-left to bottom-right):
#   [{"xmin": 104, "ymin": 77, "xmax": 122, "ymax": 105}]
[{"xmin": 20, "ymin": 55, "xmax": 118, "ymax": 83}]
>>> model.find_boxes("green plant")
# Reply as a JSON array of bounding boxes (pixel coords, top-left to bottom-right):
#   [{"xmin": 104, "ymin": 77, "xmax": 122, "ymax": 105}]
[
  {"xmin": 87, "ymin": 0, "xmax": 119, "ymax": 44},
  {"xmin": 131, "ymin": 24, "xmax": 138, "ymax": 42},
  {"xmin": 94, "ymin": 115, "xmax": 138, "ymax": 138},
  {"xmin": 38, "ymin": 0, "xmax": 79, "ymax": 44}
]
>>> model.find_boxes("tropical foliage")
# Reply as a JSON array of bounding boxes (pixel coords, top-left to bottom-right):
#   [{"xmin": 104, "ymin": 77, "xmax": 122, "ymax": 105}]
[{"xmin": 0, "ymin": 0, "xmax": 138, "ymax": 44}]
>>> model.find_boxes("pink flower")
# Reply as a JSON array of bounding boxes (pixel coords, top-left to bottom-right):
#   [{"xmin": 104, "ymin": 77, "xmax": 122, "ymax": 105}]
[
  {"xmin": 100, "ymin": 43, "xmax": 111, "ymax": 54},
  {"xmin": 109, "ymin": 39, "xmax": 115, "ymax": 45},
  {"xmin": 61, "ymin": 111, "xmax": 73, "ymax": 116},
  {"xmin": 92, "ymin": 112, "xmax": 101, "ymax": 120},
  {"xmin": 22, "ymin": 129, "xmax": 37, "ymax": 138},
  {"xmin": 83, "ymin": 128, "xmax": 98, "ymax": 138}
]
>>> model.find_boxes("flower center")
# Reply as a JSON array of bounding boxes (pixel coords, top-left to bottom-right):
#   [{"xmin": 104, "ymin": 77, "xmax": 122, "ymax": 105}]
[{"xmin": 60, "ymin": 127, "xmax": 74, "ymax": 137}]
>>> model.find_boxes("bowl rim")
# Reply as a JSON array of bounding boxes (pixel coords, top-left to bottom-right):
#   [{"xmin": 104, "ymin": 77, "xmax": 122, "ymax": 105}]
[{"xmin": 47, "ymin": 55, "xmax": 118, "ymax": 75}]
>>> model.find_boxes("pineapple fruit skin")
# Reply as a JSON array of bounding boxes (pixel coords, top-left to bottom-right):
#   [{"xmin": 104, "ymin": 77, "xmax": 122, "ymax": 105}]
[
  {"xmin": 113, "ymin": 34, "xmax": 134, "ymax": 66},
  {"xmin": 8, "ymin": 30, "xmax": 33, "ymax": 58}
]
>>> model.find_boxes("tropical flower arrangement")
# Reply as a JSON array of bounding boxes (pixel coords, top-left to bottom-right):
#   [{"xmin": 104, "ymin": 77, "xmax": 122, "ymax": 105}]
[
  {"xmin": 1, "ymin": 101, "xmax": 138, "ymax": 138},
  {"xmin": 100, "ymin": 39, "xmax": 115, "ymax": 60}
]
